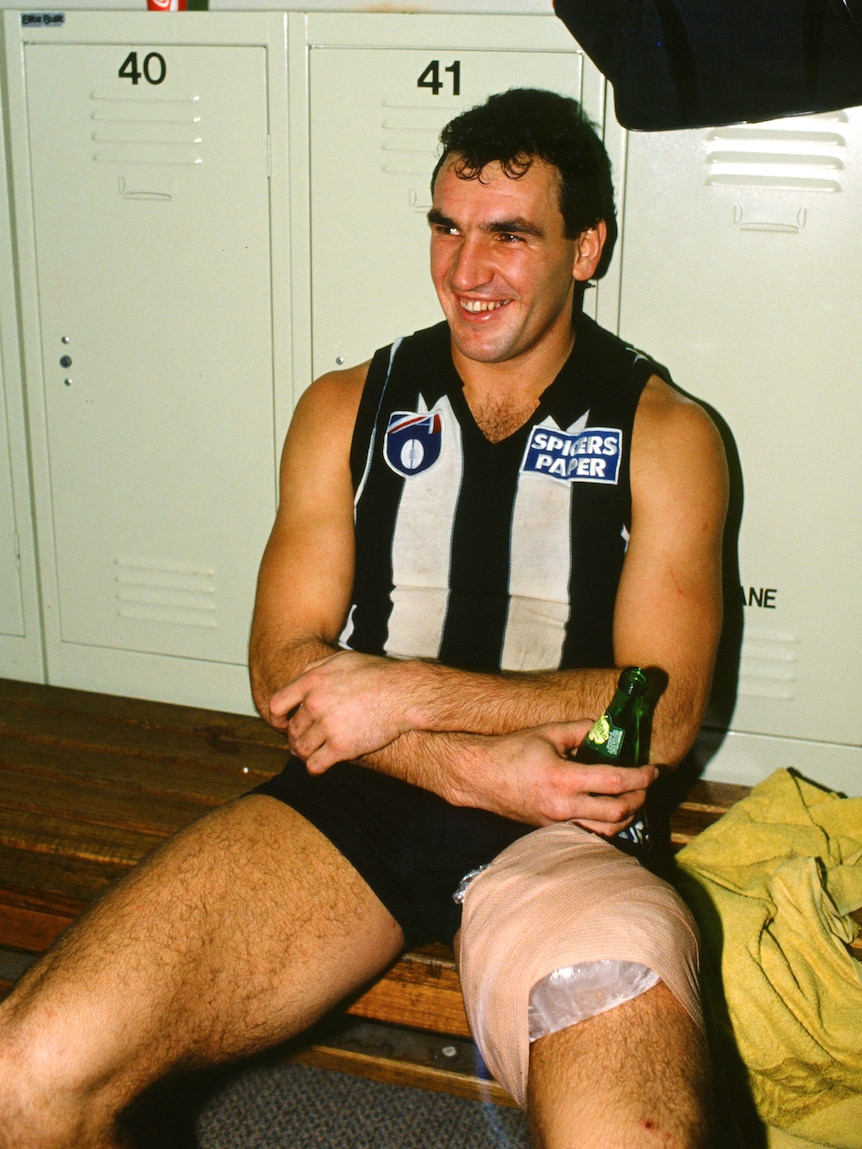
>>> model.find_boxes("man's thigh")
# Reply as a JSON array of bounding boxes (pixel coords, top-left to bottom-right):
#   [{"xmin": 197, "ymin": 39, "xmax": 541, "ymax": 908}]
[{"xmin": 3, "ymin": 796, "xmax": 405, "ymax": 1092}]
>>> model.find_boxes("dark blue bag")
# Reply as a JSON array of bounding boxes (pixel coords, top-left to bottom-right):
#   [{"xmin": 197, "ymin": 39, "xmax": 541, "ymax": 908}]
[{"xmin": 554, "ymin": 0, "xmax": 862, "ymax": 129}]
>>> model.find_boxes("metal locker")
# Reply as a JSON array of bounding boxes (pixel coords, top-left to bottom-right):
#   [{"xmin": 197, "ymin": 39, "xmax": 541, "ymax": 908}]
[
  {"xmin": 2, "ymin": 11, "xmax": 290, "ymax": 712},
  {"xmin": 0, "ymin": 74, "xmax": 43, "ymax": 683},
  {"xmin": 618, "ymin": 111, "xmax": 862, "ymax": 795},
  {"xmin": 293, "ymin": 13, "xmax": 618, "ymax": 383}
]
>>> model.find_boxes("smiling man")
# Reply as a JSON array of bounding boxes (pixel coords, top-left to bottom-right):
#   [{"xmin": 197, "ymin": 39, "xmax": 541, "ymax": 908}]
[{"xmin": 0, "ymin": 90, "xmax": 727, "ymax": 1149}]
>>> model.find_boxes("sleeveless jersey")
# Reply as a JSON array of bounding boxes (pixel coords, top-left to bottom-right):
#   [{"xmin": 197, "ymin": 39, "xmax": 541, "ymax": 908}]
[{"xmin": 339, "ymin": 317, "xmax": 655, "ymax": 673}]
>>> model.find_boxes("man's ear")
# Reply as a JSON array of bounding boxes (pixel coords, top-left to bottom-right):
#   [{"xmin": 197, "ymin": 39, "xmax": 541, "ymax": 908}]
[{"xmin": 572, "ymin": 220, "xmax": 608, "ymax": 282}]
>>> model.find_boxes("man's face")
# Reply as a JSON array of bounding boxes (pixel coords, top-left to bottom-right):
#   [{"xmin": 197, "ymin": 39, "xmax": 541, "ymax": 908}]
[{"xmin": 428, "ymin": 157, "xmax": 596, "ymax": 368}]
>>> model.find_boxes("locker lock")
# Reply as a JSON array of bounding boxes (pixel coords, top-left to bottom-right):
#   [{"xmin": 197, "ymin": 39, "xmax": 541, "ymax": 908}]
[{"xmin": 60, "ymin": 355, "xmax": 72, "ymax": 368}]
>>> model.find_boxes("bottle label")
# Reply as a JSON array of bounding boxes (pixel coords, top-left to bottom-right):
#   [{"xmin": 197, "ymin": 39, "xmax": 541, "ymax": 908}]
[
  {"xmin": 588, "ymin": 715, "xmax": 611, "ymax": 746},
  {"xmin": 606, "ymin": 726, "xmax": 624, "ymax": 756},
  {"xmin": 586, "ymin": 717, "xmax": 626, "ymax": 757}
]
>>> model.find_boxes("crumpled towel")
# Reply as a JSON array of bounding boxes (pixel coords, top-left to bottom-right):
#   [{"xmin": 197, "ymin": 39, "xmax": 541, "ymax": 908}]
[{"xmin": 675, "ymin": 768, "xmax": 862, "ymax": 1149}]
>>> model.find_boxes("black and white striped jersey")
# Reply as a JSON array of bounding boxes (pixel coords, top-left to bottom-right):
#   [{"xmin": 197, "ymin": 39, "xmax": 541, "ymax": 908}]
[{"xmin": 340, "ymin": 317, "xmax": 655, "ymax": 674}]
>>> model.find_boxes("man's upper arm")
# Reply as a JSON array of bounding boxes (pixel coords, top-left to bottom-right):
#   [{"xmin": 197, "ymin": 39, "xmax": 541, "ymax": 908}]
[
  {"xmin": 613, "ymin": 375, "xmax": 729, "ymax": 763},
  {"xmin": 249, "ymin": 364, "xmax": 366, "ymax": 717}
]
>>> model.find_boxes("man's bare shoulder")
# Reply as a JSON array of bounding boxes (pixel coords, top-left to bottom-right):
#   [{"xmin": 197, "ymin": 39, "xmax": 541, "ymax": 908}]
[
  {"xmin": 284, "ymin": 361, "xmax": 372, "ymax": 451},
  {"xmin": 637, "ymin": 373, "xmax": 723, "ymax": 448},
  {"xmin": 296, "ymin": 360, "xmax": 371, "ymax": 420},
  {"xmin": 633, "ymin": 373, "xmax": 728, "ymax": 504}
]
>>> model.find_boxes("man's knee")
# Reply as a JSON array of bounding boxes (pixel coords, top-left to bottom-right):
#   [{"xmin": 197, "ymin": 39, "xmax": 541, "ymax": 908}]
[
  {"xmin": 0, "ymin": 998, "xmax": 113, "ymax": 1149},
  {"xmin": 457, "ymin": 823, "xmax": 703, "ymax": 1107}
]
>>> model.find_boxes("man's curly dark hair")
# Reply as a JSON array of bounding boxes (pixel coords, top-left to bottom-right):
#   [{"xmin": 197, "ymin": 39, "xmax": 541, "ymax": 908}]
[{"xmin": 431, "ymin": 88, "xmax": 617, "ymax": 278}]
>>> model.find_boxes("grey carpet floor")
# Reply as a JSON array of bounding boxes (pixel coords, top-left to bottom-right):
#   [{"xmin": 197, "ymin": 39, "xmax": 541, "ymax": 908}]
[
  {"xmin": 123, "ymin": 1061, "xmax": 532, "ymax": 1149},
  {"xmin": 196, "ymin": 1064, "xmax": 532, "ymax": 1149}
]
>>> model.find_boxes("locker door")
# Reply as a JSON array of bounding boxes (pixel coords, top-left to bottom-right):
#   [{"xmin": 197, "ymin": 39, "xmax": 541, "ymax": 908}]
[
  {"xmin": 618, "ymin": 111, "xmax": 862, "ymax": 792},
  {"xmin": 0, "ymin": 78, "xmax": 43, "ymax": 682},
  {"xmin": 0, "ymin": 374, "xmax": 24, "ymax": 639},
  {"xmin": 308, "ymin": 42, "xmax": 590, "ymax": 377},
  {"xmin": 22, "ymin": 41, "xmax": 275, "ymax": 668}
]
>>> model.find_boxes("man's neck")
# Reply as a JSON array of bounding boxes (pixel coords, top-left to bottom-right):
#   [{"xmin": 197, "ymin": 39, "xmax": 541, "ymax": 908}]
[{"xmin": 452, "ymin": 326, "xmax": 576, "ymax": 443}]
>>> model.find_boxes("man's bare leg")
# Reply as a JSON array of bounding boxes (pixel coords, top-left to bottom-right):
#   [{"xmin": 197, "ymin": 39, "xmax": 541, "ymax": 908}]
[
  {"xmin": 0, "ymin": 795, "xmax": 404, "ymax": 1149},
  {"xmin": 527, "ymin": 980, "xmax": 711, "ymax": 1149}
]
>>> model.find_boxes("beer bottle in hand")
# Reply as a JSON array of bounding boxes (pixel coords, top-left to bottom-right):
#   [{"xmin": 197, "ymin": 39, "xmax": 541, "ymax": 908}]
[{"xmin": 577, "ymin": 666, "xmax": 653, "ymax": 855}]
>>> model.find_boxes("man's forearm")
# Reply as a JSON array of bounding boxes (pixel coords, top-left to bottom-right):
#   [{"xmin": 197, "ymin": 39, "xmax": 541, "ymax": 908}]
[
  {"xmin": 401, "ymin": 660, "xmax": 617, "ymax": 737},
  {"xmin": 278, "ymin": 653, "xmax": 618, "ymax": 771},
  {"xmin": 382, "ymin": 656, "xmax": 707, "ymax": 766},
  {"xmin": 278, "ymin": 652, "xmax": 706, "ymax": 775},
  {"xmin": 248, "ymin": 629, "xmax": 337, "ymax": 727},
  {"xmin": 357, "ymin": 720, "xmax": 660, "ymax": 831}
]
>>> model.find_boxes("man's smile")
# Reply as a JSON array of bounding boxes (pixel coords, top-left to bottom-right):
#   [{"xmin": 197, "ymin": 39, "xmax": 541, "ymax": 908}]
[{"xmin": 459, "ymin": 297, "xmax": 511, "ymax": 314}]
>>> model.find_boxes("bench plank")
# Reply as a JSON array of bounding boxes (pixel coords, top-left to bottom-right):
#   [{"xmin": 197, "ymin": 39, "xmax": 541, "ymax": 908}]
[{"xmin": 347, "ymin": 944, "xmax": 471, "ymax": 1038}]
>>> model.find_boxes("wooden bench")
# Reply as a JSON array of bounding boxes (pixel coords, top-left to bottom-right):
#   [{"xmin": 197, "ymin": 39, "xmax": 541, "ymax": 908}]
[{"xmin": 1, "ymin": 677, "xmax": 859, "ymax": 1105}]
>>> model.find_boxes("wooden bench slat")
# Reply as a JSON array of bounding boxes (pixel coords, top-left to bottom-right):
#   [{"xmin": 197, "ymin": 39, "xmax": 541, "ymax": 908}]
[
  {"xmin": 0, "ymin": 900, "xmax": 76, "ymax": 952},
  {"xmin": 0, "ymin": 844, "xmax": 129, "ymax": 912},
  {"xmin": 290, "ymin": 1042, "xmax": 514, "ymax": 1107},
  {"xmin": 347, "ymin": 947, "xmax": 470, "ymax": 1038},
  {"xmin": 0, "ymin": 806, "xmax": 165, "ymax": 868},
  {"xmin": 0, "ymin": 678, "xmax": 285, "ymax": 751},
  {"xmin": 0, "ymin": 737, "xmax": 276, "ymax": 800},
  {"xmin": 0, "ymin": 763, "xmax": 215, "ymax": 834},
  {"xmin": 0, "ymin": 709, "xmax": 284, "ymax": 785}
]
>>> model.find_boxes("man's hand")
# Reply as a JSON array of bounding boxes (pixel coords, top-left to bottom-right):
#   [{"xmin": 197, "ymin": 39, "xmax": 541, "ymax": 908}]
[
  {"xmin": 269, "ymin": 651, "xmax": 420, "ymax": 771},
  {"xmin": 456, "ymin": 721, "xmax": 660, "ymax": 833}
]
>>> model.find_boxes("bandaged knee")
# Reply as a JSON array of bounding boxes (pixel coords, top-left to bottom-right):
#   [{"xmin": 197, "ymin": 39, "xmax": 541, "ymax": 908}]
[{"xmin": 456, "ymin": 823, "xmax": 702, "ymax": 1108}]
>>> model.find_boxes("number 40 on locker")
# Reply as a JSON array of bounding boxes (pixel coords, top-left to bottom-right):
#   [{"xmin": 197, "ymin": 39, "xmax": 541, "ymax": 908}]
[{"xmin": 118, "ymin": 51, "xmax": 167, "ymax": 86}]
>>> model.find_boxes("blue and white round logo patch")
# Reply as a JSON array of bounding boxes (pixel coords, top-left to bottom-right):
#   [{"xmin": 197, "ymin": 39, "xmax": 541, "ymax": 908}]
[{"xmin": 384, "ymin": 410, "xmax": 444, "ymax": 477}]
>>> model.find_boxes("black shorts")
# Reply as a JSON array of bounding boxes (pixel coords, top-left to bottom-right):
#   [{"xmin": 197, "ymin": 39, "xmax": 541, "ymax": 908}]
[{"xmin": 249, "ymin": 759, "xmax": 530, "ymax": 948}]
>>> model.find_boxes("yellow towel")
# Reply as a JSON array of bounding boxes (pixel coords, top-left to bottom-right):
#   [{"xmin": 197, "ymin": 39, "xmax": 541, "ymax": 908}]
[{"xmin": 675, "ymin": 768, "xmax": 862, "ymax": 1149}]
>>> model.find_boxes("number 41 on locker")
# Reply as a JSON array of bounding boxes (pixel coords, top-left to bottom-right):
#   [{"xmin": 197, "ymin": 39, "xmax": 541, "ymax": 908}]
[{"xmin": 418, "ymin": 60, "xmax": 461, "ymax": 96}]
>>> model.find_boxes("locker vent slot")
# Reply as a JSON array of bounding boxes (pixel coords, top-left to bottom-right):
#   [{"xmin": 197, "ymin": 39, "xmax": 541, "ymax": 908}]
[
  {"xmin": 90, "ymin": 93, "xmax": 203, "ymax": 167},
  {"xmin": 737, "ymin": 626, "xmax": 798, "ymax": 701},
  {"xmin": 380, "ymin": 99, "xmax": 460, "ymax": 177},
  {"xmin": 114, "ymin": 557, "xmax": 217, "ymax": 628},
  {"xmin": 704, "ymin": 113, "xmax": 848, "ymax": 193}
]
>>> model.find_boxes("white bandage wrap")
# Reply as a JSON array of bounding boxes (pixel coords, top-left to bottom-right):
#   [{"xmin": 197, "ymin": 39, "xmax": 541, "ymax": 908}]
[{"xmin": 456, "ymin": 823, "xmax": 703, "ymax": 1108}]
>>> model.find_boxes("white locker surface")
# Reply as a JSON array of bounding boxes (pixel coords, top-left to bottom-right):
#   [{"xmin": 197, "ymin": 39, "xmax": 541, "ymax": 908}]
[
  {"xmin": 618, "ymin": 111, "xmax": 862, "ymax": 795},
  {"xmin": 0, "ymin": 76, "xmax": 43, "ymax": 682},
  {"xmin": 0, "ymin": 387, "xmax": 22, "ymax": 638},
  {"xmin": 3, "ymin": 12, "xmax": 290, "ymax": 712},
  {"xmin": 0, "ymin": 346, "xmax": 24, "ymax": 639},
  {"xmin": 296, "ymin": 13, "xmax": 618, "ymax": 381}
]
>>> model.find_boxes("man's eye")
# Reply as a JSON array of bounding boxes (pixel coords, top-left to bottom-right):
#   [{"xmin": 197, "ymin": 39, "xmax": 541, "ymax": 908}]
[{"xmin": 498, "ymin": 233, "xmax": 523, "ymax": 243}]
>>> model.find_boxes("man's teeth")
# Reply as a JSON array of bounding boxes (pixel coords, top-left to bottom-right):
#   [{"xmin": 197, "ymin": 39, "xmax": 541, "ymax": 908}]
[{"xmin": 460, "ymin": 299, "xmax": 508, "ymax": 313}]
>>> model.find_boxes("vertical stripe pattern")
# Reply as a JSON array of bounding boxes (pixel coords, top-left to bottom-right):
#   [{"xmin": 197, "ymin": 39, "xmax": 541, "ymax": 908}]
[
  {"xmin": 342, "ymin": 319, "xmax": 652, "ymax": 674},
  {"xmin": 386, "ymin": 395, "xmax": 463, "ymax": 660}
]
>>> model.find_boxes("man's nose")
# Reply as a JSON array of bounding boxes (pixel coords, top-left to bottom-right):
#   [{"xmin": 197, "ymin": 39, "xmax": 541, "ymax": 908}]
[{"xmin": 450, "ymin": 234, "xmax": 492, "ymax": 290}]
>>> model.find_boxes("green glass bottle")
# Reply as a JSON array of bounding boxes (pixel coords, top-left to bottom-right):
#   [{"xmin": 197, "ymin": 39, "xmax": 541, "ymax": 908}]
[{"xmin": 577, "ymin": 666, "xmax": 652, "ymax": 853}]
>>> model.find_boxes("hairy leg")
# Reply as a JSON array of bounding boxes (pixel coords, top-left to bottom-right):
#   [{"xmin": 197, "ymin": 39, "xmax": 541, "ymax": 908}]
[
  {"xmin": 0, "ymin": 796, "xmax": 404, "ymax": 1149},
  {"xmin": 527, "ymin": 980, "xmax": 711, "ymax": 1149}
]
